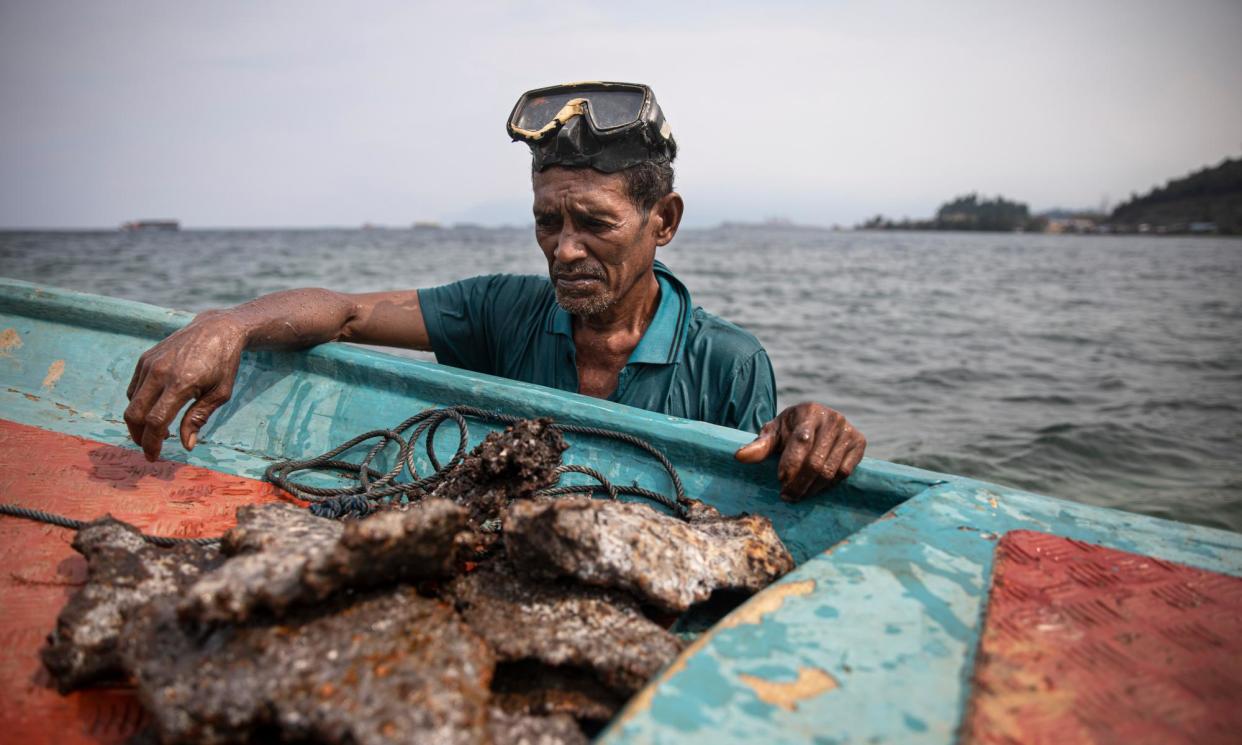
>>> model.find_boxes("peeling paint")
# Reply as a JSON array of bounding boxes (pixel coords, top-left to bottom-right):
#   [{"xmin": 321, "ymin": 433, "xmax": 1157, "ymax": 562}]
[
  {"xmin": 6, "ymin": 277, "xmax": 1242, "ymax": 745},
  {"xmin": 720, "ymin": 579, "xmax": 815, "ymax": 629},
  {"xmin": 616, "ymin": 579, "xmax": 817, "ymax": 722},
  {"xmin": 0, "ymin": 328, "xmax": 21, "ymax": 355},
  {"xmin": 738, "ymin": 666, "xmax": 838, "ymax": 711},
  {"xmin": 42, "ymin": 360, "xmax": 65, "ymax": 390}
]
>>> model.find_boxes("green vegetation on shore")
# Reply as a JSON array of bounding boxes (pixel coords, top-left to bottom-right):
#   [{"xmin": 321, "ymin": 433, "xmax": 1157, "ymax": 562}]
[
  {"xmin": 860, "ymin": 194, "xmax": 1039, "ymax": 232},
  {"xmin": 859, "ymin": 155, "xmax": 1242, "ymax": 235},
  {"xmin": 1110, "ymin": 157, "xmax": 1241, "ymax": 235}
]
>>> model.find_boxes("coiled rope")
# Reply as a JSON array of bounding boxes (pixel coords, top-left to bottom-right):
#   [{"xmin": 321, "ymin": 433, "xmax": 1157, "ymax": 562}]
[
  {"xmin": 264, "ymin": 405, "xmax": 690, "ymax": 520},
  {"xmin": 1, "ymin": 405, "xmax": 690, "ymax": 544}
]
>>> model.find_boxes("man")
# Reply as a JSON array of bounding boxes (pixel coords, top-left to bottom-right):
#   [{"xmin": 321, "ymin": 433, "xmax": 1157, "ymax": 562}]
[{"xmin": 124, "ymin": 82, "xmax": 866, "ymax": 502}]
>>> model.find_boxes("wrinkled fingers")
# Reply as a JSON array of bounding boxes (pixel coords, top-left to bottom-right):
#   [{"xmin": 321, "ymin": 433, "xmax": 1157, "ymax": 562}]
[
  {"xmin": 782, "ymin": 424, "xmax": 841, "ymax": 500},
  {"xmin": 178, "ymin": 384, "xmax": 232, "ymax": 450},
  {"xmin": 137, "ymin": 386, "xmax": 196, "ymax": 461}
]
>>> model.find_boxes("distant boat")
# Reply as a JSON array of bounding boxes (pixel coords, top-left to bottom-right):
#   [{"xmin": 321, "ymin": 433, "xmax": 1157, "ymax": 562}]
[
  {"xmin": 412, "ymin": 220, "xmax": 442, "ymax": 229},
  {"xmin": 120, "ymin": 220, "xmax": 179, "ymax": 232}
]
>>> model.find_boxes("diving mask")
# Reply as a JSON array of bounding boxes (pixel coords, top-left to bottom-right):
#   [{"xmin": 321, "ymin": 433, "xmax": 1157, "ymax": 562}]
[{"xmin": 507, "ymin": 81, "xmax": 677, "ymax": 173}]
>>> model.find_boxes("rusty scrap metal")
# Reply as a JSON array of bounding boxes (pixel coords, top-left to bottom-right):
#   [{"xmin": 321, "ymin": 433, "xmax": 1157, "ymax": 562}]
[
  {"xmin": 37, "ymin": 416, "xmax": 797, "ymax": 743},
  {"xmin": 487, "ymin": 708, "xmax": 588, "ymax": 745},
  {"xmin": 449, "ymin": 560, "xmax": 683, "ymax": 695},
  {"xmin": 180, "ymin": 499, "xmax": 471, "ymax": 623},
  {"xmin": 492, "ymin": 661, "xmax": 624, "ymax": 723},
  {"xmin": 504, "ymin": 495, "xmax": 794, "ymax": 612},
  {"xmin": 40, "ymin": 516, "xmax": 222, "ymax": 692},
  {"xmin": 124, "ymin": 587, "xmax": 496, "ymax": 745}
]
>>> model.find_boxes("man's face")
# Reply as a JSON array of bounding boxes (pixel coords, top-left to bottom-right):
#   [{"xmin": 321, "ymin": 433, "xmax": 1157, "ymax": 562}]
[{"xmin": 532, "ymin": 166, "xmax": 657, "ymax": 317}]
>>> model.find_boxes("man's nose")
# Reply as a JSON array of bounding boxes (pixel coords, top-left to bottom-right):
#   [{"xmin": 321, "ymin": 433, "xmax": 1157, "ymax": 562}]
[{"xmin": 553, "ymin": 227, "xmax": 590, "ymax": 264}]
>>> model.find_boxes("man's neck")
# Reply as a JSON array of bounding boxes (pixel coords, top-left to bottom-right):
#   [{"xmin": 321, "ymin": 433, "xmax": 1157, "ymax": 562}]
[
  {"xmin": 571, "ymin": 270, "xmax": 661, "ymax": 398},
  {"xmin": 573, "ymin": 270, "xmax": 661, "ymax": 341}
]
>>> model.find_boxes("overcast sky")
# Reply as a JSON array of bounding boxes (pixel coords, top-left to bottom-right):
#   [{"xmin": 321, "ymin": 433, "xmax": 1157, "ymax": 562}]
[{"xmin": 2, "ymin": 0, "xmax": 1240, "ymax": 229}]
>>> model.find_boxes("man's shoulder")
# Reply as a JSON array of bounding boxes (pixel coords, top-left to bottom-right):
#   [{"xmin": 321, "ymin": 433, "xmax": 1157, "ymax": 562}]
[
  {"xmin": 421, "ymin": 273, "xmax": 554, "ymax": 309},
  {"xmin": 685, "ymin": 306, "xmax": 768, "ymax": 366},
  {"xmin": 456, "ymin": 273, "xmax": 553, "ymax": 294}
]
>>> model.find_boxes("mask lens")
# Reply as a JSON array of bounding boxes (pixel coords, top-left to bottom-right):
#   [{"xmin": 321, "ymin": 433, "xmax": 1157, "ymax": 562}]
[
  {"xmin": 582, "ymin": 90, "xmax": 645, "ymax": 129},
  {"xmin": 514, "ymin": 87, "xmax": 646, "ymax": 133},
  {"xmin": 514, "ymin": 91, "xmax": 581, "ymax": 131}
]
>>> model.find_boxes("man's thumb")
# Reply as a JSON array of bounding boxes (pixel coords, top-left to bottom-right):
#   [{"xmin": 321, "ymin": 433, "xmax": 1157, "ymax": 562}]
[{"xmin": 735, "ymin": 430, "xmax": 777, "ymax": 463}]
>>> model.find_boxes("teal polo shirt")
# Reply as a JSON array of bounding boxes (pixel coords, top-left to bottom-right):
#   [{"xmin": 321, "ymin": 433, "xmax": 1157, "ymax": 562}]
[{"xmin": 417, "ymin": 261, "xmax": 776, "ymax": 432}]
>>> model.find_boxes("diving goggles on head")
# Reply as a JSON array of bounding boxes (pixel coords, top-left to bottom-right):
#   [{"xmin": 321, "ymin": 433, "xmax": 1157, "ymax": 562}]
[{"xmin": 506, "ymin": 81, "xmax": 677, "ymax": 173}]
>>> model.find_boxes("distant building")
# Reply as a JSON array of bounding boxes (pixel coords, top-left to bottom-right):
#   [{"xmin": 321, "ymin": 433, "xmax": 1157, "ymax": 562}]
[
  {"xmin": 1043, "ymin": 216, "xmax": 1099, "ymax": 234},
  {"xmin": 1037, "ymin": 209, "xmax": 1104, "ymax": 234}
]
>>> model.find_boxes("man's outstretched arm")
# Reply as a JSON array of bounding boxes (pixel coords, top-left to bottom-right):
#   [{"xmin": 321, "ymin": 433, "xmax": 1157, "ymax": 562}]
[
  {"xmin": 124, "ymin": 288, "xmax": 429, "ymax": 461},
  {"xmin": 735, "ymin": 403, "xmax": 867, "ymax": 501}
]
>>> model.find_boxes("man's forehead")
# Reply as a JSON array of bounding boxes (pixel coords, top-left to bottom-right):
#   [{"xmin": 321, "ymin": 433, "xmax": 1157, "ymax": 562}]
[{"xmin": 531, "ymin": 167, "xmax": 628, "ymax": 207}]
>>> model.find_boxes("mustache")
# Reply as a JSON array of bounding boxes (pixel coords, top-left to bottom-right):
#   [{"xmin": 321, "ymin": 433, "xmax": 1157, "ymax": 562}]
[{"xmin": 551, "ymin": 261, "xmax": 606, "ymax": 280}]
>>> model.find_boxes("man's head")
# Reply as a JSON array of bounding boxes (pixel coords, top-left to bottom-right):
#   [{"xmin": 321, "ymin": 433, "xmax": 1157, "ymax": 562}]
[
  {"xmin": 532, "ymin": 164, "xmax": 682, "ymax": 317},
  {"xmin": 510, "ymin": 82, "xmax": 683, "ymax": 317}
]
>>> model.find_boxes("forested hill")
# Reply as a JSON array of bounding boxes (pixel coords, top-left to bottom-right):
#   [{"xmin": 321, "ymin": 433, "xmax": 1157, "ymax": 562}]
[{"xmin": 1110, "ymin": 157, "xmax": 1242, "ymax": 234}]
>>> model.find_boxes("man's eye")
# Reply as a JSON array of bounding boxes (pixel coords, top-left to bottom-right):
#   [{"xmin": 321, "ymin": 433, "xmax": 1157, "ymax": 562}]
[
  {"xmin": 535, "ymin": 216, "xmax": 559, "ymax": 229},
  {"xmin": 583, "ymin": 218, "xmax": 610, "ymax": 231}
]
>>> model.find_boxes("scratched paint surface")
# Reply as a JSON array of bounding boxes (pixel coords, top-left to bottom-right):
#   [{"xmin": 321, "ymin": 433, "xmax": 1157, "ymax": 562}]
[
  {"xmin": 1, "ymin": 277, "xmax": 1239, "ymax": 744},
  {"xmin": 962, "ymin": 531, "xmax": 1242, "ymax": 745},
  {"xmin": 0, "ymin": 418, "xmax": 295, "ymax": 745},
  {"xmin": 601, "ymin": 484, "xmax": 1242, "ymax": 744}
]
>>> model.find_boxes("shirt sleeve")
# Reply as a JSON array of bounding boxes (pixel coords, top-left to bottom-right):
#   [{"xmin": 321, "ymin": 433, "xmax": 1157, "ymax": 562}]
[
  {"xmin": 721, "ymin": 350, "xmax": 778, "ymax": 433},
  {"xmin": 416, "ymin": 275, "xmax": 507, "ymax": 374}
]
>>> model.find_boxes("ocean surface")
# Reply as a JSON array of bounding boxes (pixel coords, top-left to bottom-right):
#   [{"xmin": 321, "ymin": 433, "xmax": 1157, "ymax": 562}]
[{"xmin": 2, "ymin": 227, "xmax": 1239, "ymax": 533}]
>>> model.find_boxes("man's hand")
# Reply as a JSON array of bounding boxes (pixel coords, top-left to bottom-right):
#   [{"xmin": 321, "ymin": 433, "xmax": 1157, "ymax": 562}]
[
  {"xmin": 122, "ymin": 287, "xmax": 430, "ymax": 462},
  {"xmin": 734, "ymin": 402, "xmax": 867, "ymax": 502},
  {"xmin": 125, "ymin": 313, "xmax": 247, "ymax": 461}
]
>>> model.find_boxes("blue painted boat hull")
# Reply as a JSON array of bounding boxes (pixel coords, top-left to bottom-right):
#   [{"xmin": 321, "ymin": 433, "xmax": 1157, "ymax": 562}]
[{"xmin": 1, "ymin": 277, "xmax": 1238, "ymax": 744}]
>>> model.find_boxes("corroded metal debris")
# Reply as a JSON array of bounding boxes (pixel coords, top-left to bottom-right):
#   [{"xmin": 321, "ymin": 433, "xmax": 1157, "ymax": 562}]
[
  {"xmin": 429, "ymin": 417, "xmax": 567, "ymax": 531},
  {"xmin": 504, "ymin": 495, "xmax": 795, "ymax": 612},
  {"xmin": 40, "ymin": 417, "xmax": 796, "ymax": 743},
  {"xmin": 124, "ymin": 587, "xmax": 495, "ymax": 745},
  {"xmin": 492, "ymin": 661, "xmax": 624, "ymax": 723},
  {"xmin": 449, "ymin": 560, "xmax": 683, "ymax": 695},
  {"xmin": 181, "ymin": 498, "xmax": 471, "ymax": 623},
  {"xmin": 487, "ymin": 708, "xmax": 589, "ymax": 745},
  {"xmin": 40, "ymin": 516, "xmax": 222, "ymax": 692}
]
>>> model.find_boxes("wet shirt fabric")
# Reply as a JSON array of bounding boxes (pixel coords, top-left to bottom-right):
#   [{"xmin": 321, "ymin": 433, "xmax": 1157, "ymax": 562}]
[{"xmin": 417, "ymin": 262, "xmax": 776, "ymax": 433}]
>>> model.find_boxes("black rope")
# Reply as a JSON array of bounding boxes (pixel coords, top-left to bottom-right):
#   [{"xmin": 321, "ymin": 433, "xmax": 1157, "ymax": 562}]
[
  {"xmin": 265, "ymin": 405, "xmax": 690, "ymax": 520},
  {"xmin": 0, "ymin": 503, "xmax": 219, "ymax": 547},
  {"xmin": 1, "ymin": 406, "xmax": 690, "ymax": 544}
]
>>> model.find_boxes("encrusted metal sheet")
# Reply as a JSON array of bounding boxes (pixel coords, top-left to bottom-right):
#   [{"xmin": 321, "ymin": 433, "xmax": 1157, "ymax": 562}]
[
  {"xmin": 0, "ymin": 418, "xmax": 292, "ymax": 744},
  {"xmin": 963, "ymin": 530, "xmax": 1242, "ymax": 745}
]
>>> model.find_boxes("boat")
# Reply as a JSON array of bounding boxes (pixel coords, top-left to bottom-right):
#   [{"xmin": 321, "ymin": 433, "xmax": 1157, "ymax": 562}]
[
  {"xmin": 0, "ymin": 277, "xmax": 1239, "ymax": 744},
  {"xmin": 119, "ymin": 220, "xmax": 180, "ymax": 232}
]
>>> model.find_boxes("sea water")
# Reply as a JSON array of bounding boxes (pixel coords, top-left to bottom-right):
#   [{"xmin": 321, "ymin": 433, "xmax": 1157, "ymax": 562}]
[{"xmin": 3, "ymin": 227, "xmax": 1239, "ymax": 533}]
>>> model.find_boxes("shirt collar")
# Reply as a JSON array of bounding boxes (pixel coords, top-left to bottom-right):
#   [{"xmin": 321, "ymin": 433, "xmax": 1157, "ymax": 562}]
[{"xmin": 545, "ymin": 260, "xmax": 690, "ymax": 366}]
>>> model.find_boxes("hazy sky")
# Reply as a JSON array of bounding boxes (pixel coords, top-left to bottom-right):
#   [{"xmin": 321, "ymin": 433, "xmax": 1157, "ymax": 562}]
[{"xmin": 2, "ymin": 0, "xmax": 1240, "ymax": 228}]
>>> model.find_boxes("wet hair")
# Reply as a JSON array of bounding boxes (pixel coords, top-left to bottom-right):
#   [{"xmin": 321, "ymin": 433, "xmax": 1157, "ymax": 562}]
[
  {"xmin": 533, "ymin": 160, "xmax": 675, "ymax": 214},
  {"xmin": 619, "ymin": 160, "xmax": 675, "ymax": 213}
]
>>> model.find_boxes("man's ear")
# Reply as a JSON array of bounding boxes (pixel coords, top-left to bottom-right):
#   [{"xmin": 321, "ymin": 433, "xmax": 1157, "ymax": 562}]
[{"xmin": 652, "ymin": 192, "xmax": 684, "ymax": 247}]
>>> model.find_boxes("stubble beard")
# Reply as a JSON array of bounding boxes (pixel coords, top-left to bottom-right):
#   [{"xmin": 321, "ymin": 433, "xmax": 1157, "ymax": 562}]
[
  {"xmin": 555, "ymin": 286, "xmax": 616, "ymax": 317},
  {"xmin": 551, "ymin": 260, "xmax": 615, "ymax": 317}
]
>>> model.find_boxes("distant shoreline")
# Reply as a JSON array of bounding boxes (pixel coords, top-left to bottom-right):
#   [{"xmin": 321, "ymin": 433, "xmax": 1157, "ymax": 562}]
[{"xmin": 2, "ymin": 224, "xmax": 1239, "ymax": 238}]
